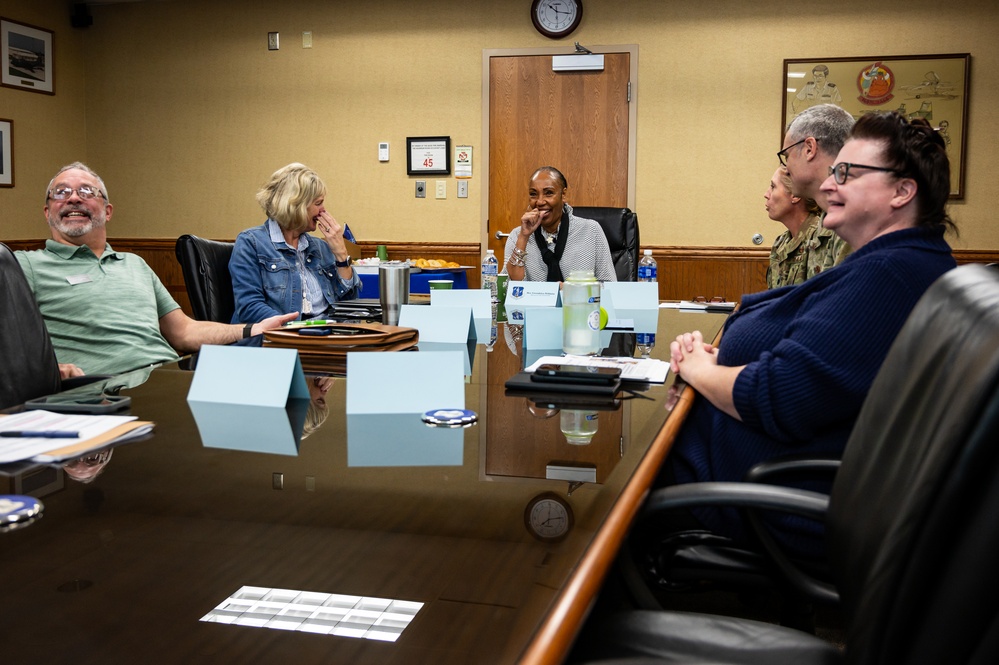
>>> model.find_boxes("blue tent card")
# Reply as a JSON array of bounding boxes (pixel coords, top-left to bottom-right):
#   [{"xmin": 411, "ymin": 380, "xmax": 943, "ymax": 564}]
[
  {"xmin": 524, "ymin": 306, "xmax": 564, "ymax": 350},
  {"xmin": 346, "ymin": 351, "xmax": 465, "ymax": 414},
  {"xmin": 399, "ymin": 304, "xmax": 475, "ymax": 344},
  {"xmin": 505, "ymin": 281, "xmax": 560, "ymax": 323},
  {"xmin": 186, "ymin": 345, "xmax": 310, "ymax": 456},
  {"xmin": 187, "ymin": 345, "xmax": 309, "ymax": 407},
  {"xmin": 601, "ymin": 282, "xmax": 659, "ymax": 333},
  {"xmin": 429, "ymin": 289, "xmax": 491, "ymax": 343}
]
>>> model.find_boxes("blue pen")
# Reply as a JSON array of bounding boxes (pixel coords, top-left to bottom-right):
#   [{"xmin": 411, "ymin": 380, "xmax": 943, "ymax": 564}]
[{"xmin": 0, "ymin": 431, "xmax": 80, "ymax": 439}]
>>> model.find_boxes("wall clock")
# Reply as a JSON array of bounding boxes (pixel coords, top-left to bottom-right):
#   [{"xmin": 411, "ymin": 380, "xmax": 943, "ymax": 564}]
[
  {"xmin": 524, "ymin": 492, "xmax": 574, "ymax": 542},
  {"xmin": 531, "ymin": 0, "xmax": 583, "ymax": 39}
]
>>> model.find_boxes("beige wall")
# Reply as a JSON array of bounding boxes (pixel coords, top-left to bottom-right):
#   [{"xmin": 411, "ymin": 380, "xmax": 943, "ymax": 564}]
[
  {"xmin": 1, "ymin": 1, "xmax": 88, "ymax": 231},
  {"xmin": 3, "ymin": 0, "xmax": 997, "ymax": 250}
]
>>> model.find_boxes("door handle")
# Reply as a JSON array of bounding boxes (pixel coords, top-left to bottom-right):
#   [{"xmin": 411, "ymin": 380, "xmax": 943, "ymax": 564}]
[{"xmin": 495, "ymin": 230, "xmax": 510, "ymax": 239}]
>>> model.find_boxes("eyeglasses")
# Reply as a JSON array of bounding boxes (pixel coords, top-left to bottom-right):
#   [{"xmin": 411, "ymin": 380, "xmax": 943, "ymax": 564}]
[
  {"xmin": 48, "ymin": 185, "xmax": 105, "ymax": 201},
  {"xmin": 827, "ymin": 162, "xmax": 901, "ymax": 185},
  {"xmin": 777, "ymin": 138, "xmax": 808, "ymax": 166}
]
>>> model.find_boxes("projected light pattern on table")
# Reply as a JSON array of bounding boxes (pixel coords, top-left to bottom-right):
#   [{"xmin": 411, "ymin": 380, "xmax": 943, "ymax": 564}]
[{"xmin": 200, "ymin": 586, "xmax": 424, "ymax": 642}]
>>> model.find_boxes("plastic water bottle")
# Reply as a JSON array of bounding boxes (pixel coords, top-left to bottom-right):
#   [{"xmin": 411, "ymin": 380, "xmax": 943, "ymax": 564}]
[
  {"xmin": 481, "ymin": 249, "xmax": 498, "ymax": 300},
  {"xmin": 637, "ymin": 249, "xmax": 657, "ymax": 357},
  {"xmin": 562, "ymin": 270, "xmax": 601, "ymax": 355}
]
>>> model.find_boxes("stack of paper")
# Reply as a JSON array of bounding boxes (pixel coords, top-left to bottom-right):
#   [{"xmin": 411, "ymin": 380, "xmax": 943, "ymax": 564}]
[
  {"xmin": 0, "ymin": 410, "xmax": 154, "ymax": 463},
  {"xmin": 525, "ymin": 354, "xmax": 671, "ymax": 383}
]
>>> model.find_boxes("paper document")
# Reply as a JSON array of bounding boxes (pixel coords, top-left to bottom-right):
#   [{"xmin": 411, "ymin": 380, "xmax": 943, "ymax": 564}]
[
  {"xmin": 660, "ymin": 300, "xmax": 737, "ymax": 312},
  {"xmin": 524, "ymin": 354, "xmax": 671, "ymax": 383},
  {"xmin": 0, "ymin": 410, "xmax": 154, "ymax": 463}
]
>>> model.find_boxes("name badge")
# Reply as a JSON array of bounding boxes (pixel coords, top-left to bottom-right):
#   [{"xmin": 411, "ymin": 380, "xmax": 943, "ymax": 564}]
[{"xmin": 66, "ymin": 275, "xmax": 92, "ymax": 285}]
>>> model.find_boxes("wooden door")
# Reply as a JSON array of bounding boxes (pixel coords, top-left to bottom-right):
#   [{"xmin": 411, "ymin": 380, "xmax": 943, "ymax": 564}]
[{"xmin": 487, "ymin": 52, "xmax": 631, "ymax": 256}]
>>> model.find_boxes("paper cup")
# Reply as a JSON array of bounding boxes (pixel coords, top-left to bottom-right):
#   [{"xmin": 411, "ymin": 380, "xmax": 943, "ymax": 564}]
[{"xmin": 428, "ymin": 280, "xmax": 454, "ymax": 290}]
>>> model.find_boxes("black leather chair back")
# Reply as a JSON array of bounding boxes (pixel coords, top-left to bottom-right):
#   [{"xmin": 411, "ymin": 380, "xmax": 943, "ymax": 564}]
[
  {"xmin": 175, "ymin": 234, "xmax": 236, "ymax": 323},
  {"xmin": 0, "ymin": 242, "xmax": 61, "ymax": 409},
  {"xmin": 572, "ymin": 206, "xmax": 640, "ymax": 281},
  {"xmin": 827, "ymin": 263, "xmax": 999, "ymax": 664}
]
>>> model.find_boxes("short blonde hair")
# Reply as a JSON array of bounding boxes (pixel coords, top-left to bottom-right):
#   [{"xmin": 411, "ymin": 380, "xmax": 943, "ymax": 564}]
[
  {"xmin": 779, "ymin": 167, "xmax": 821, "ymax": 215},
  {"xmin": 256, "ymin": 163, "xmax": 326, "ymax": 233}
]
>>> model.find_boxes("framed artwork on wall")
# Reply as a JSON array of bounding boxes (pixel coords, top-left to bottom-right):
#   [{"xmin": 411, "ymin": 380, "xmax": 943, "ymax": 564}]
[
  {"xmin": 0, "ymin": 118, "xmax": 12, "ymax": 187},
  {"xmin": 1, "ymin": 17, "xmax": 55, "ymax": 95},
  {"xmin": 782, "ymin": 54, "xmax": 970, "ymax": 198}
]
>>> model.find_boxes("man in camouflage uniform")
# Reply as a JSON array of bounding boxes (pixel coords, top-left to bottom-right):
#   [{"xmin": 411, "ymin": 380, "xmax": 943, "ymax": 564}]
[{"xmin": 774, "ymin": 104, "xmax": 855, "ymax": 286}]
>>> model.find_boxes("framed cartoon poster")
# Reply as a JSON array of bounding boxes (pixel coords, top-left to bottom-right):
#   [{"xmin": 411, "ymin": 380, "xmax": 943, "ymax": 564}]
[
  {"xmin": 1, "ymin": 17, "xmax": 54, "ymax": 95},
  {"xmin": 783, "ymin": 54, "xmax": 970, "ymax": 198}
]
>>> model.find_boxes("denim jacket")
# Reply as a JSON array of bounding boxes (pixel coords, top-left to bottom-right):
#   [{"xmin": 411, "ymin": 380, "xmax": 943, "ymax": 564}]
[{"xmin": 229, "ymin": 220, "xmax": 361, "ymax": 324}]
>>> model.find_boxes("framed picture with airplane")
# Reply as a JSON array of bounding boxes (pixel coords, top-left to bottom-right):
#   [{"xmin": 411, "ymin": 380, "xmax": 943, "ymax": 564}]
[
  {"xmin": 783, "ymin": 54, "xmax": 970, "ymax": 198},
  {"xmin": 1, "ymin": 17, "xmax": 55, "ymax": 95}
]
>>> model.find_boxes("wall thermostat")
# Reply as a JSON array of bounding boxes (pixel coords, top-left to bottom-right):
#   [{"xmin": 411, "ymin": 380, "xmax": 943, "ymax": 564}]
[{"xmin": 378, "ymin": 142, "xmax": 389, "ymax": 162}]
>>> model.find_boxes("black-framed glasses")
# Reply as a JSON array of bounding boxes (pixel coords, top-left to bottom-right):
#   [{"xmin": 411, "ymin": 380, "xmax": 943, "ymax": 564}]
[
  {"xmin": 777, "ymin": 138, "xmax": 808, "ymax": 166},
  {"xmin": 48, "ymin": 185, "xmax": 104, "ymax": 201},
  {"xmin": 828, "ymin": 162, "xmax": 901, "ymax": 185}
]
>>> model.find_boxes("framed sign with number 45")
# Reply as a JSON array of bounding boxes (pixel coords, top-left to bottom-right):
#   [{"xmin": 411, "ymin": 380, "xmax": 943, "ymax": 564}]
[{"xmin": 407, "ymin": 136, "xmax": 451, "ymax": 176}]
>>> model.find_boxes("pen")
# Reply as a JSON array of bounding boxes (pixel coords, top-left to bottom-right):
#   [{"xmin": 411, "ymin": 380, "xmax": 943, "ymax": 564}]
[{"xmin": 0, "ymin": 431, "xmax": 80, "ymax": 439}]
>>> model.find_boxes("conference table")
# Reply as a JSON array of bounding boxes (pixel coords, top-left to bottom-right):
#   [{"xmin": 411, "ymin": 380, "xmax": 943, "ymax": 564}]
[{"xmin": 0, "ymin": 308, "xmax": 728, "ymax": 664}]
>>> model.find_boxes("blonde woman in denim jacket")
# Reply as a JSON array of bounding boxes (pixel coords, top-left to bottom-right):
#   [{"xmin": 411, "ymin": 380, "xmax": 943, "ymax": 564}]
[{"xmin": 230, "ymin": 163, "xmax": 360, "ymax": 327}]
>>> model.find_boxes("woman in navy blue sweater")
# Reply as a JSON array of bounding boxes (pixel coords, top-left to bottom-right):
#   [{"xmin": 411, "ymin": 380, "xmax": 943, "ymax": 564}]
[{"xmin": 667, "ymin": 112, "xmax": 957, "ymax": 558}]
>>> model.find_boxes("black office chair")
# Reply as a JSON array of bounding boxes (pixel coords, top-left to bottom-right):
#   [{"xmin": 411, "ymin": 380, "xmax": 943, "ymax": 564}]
[
  {"xmin": 572, "ymin": 207, "xmax": 640, "ymax": 282},
  {"xmin": 174, "ymin": 234, "xmax": 236, "ymax": 323},
  {"xmin": 577, "ymin": 263, "xmax": 999, "ymax": 664},
  {"xmin": 0, "ymin": 243, "xmax": 106, "ymax": 410}
]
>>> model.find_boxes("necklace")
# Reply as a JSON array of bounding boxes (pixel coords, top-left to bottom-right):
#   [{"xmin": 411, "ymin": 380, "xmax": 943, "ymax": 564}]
[{"xmin": 542, "ymin": 225, "xmax": 559, "ymax": 246}]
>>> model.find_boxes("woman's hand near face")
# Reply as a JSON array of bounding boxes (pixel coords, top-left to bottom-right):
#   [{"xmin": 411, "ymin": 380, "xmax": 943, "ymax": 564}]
[
  {"xmin": 520, "ymin": 207, "xmax": 548, "ymax": 235},
  {"xmin": 316, "ymin": 210, "xmax": 349, "ymax": 260}
]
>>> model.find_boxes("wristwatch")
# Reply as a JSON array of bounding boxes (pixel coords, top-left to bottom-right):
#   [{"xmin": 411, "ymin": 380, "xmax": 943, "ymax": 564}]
[
  {"xmin": 334, "ymin": 256, "xmax": 352, "ymax": 268},
  {"xmin": 242, "ymin": 323, "xmax": 254, "ymax": 339}
]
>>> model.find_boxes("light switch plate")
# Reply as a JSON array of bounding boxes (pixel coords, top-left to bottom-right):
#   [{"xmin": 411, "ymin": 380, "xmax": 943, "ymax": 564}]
[
  {"xmin": 457, "ymin": 180, "xmax": 468, "ymax": 198},
  {"xmin": 267, "ymin": 32, "xmax": 279, "ymax": 50},
  {"xmin": 436, "ymin": 180, "xmax": 446, "ymax": 199},
  {"xmin": 416, "ymin": 180, "xmax": 426, "ymax": 198},
  {"xmin": 302, "ymin": 31, "xmax": 312, "ymax": 48}
]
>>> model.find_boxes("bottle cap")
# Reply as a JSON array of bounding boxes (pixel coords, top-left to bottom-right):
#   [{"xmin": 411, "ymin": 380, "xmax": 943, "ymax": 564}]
[{"xmin": 644, "ymin": 249, "xmax": 653, "ymax": 256}]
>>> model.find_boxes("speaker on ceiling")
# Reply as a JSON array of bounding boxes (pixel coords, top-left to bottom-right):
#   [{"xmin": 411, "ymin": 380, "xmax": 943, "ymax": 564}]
[{"xmin": 71, "ymin": 3, "xmax": 93, "ymax": 29}]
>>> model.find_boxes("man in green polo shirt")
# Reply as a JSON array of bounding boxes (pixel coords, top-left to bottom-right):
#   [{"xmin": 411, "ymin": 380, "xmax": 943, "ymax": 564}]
[{"xmin": 16, "ymin": 162, "xmax": 296, "ymax": 377}]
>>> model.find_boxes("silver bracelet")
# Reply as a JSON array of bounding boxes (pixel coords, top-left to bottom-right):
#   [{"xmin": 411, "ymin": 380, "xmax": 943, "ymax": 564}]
[{"xmin": 509, "ymin": 247, "xmax": 526, "ymax": 267}]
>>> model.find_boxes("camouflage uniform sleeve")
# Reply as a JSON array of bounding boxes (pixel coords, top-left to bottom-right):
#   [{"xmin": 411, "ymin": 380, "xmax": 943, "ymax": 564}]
[{"xmin": 805, "ymin": 227, "xmax": 852, "ymax": 279}]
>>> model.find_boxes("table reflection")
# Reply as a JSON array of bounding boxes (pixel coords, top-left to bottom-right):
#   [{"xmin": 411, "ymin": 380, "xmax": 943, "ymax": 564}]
[{"xmin": 484, "ymin": 321, "xmax": 626, "ymax": 484}]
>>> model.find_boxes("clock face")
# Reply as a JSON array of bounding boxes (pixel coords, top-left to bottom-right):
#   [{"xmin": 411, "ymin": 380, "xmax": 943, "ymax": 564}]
[
  {"xmin": 525, "ymin": 493, "xmax": 574, "ymax": 541},
  {"xmin": 531, "ymin": 0, "xmax": 583, "ymax": 39}
]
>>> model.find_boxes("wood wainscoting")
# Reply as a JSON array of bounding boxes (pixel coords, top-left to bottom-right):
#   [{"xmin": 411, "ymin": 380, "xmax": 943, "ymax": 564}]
[{"xmin": 5, "ymin": 238, "xmax": 997, "ymax": 318}]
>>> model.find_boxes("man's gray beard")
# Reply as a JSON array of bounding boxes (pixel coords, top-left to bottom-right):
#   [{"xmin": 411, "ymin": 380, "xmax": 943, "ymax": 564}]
[{"xmin": 49, "ymin": 213, "xmax": 105, "ymax": 238}]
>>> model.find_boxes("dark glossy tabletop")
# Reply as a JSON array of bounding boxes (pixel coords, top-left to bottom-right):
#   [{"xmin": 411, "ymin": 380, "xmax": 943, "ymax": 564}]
[{"xmin": 1, "ymin": 309, "xmax": 728, "ymax": 665}]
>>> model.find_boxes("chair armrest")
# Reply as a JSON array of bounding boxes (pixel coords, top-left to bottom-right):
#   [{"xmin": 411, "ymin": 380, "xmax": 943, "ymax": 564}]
[
  {"xmin": 744, "ymin": 455, "xmax": 841, "ymax": 484},
  {"xmin": 642, "ymin": 482, "xmax": 839, "ymax": 605},
  {"xmin": 644, "ymin": 482, "xmax": 828, "ymax": 521}
]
